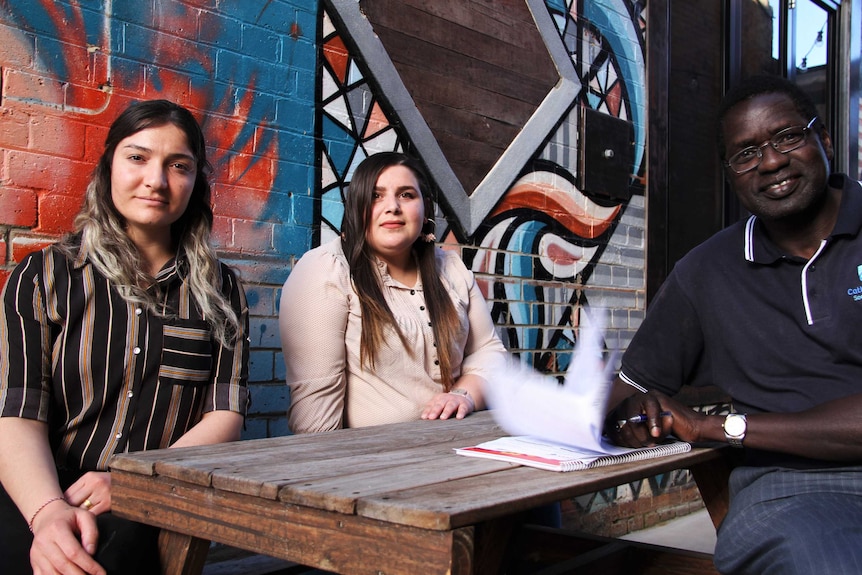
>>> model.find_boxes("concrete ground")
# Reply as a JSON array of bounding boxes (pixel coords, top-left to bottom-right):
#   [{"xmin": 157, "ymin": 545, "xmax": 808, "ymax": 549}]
[{"xmin": 620, "ymin": 507, "xmax": 717, "ymax": 555}]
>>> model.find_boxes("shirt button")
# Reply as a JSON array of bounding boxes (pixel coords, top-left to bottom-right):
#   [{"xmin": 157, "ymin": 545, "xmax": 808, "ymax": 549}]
[
  {"xmin": 115, "ymin": 432, "xmax": 122, "ymax": 439},
  {"xmin": 420, "ymin": 306, "xmax": 425, "ymax": 311},
  {"xmin": 133, "ymin": 347, "xmax": 141, "ymax": 355},
  {"xmin": 434, "ymin": 359, "xmax": 439, "ymax": 365},
  {"xmin": 127, "ymin": 391, "xmax": 134, "ymax": 398},
  {"xmin": 410, "ymin": 289, "xmax": 416, "ymax": 295},
  {"xmin": 135, "ymin": 308, "xmax": 143, "ymax": 316}
]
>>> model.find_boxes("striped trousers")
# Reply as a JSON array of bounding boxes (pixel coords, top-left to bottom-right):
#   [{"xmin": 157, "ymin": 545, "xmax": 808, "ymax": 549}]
[{"xmin": 714, "ymin": 465, "xmax": 862, "ymax": 575}]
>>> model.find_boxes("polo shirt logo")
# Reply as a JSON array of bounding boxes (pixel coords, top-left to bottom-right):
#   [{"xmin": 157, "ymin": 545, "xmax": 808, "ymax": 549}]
[{"xmin": 849, "ymin": 265, "xmax": 862, "ymax": 301}]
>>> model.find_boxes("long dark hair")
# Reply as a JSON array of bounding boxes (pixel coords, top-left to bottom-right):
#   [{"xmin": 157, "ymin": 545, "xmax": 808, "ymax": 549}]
[
  {"xmin": 63, "ymin": 99, "xmax": 241, "ymax": 346},
  {"xmin": 341, "ymin": 152, "xmax": 460, "ymax": 388}
]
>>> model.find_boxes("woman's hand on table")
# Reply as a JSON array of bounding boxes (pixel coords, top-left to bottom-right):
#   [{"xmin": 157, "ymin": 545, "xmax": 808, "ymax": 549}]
[{"xmin": 421, "ymin": 391, "xmax": 474, "ymax": 420}]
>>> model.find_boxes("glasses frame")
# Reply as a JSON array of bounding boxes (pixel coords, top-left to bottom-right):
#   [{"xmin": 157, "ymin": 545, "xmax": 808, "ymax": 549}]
[{"xmin": 724, "ymin": 116, "xmax": 818, "ymax": 174}]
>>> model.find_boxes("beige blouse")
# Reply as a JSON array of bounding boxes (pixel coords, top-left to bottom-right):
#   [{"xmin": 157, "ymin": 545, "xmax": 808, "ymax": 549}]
[{"xmin": 279, "ymin": 238, "xmax": 507, "ymax": 433}]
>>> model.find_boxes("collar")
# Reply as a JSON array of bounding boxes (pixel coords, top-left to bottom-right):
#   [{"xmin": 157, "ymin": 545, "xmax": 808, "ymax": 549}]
[
  {"xmin": 72, "ymin": 235, "xmax": 184, "ymax": 287},
  {"xmin": 154, "ymin": 256, "xmax": 184, "ymax": 287},
  {"xmin": 373, "ymin": 254, "xmax": 423, "ymax": 290},
  {"xmin": 743, "ymin": 173, "xmax": 862, "ymax": 264}
]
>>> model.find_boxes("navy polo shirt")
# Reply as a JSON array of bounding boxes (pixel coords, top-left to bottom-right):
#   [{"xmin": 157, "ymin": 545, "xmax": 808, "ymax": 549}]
[{"xmin": 621, "ymin": 174, "xmax": 862, "ymax": 423}]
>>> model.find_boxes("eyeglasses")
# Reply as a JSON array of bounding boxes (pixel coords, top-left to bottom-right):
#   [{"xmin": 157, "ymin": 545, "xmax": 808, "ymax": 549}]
[{"xmin": 724, "ymin": 117, "xmax": 818, "ymax": 174}]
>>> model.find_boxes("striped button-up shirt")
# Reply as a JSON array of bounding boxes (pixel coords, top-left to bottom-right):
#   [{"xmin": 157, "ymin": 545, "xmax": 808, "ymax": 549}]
[{"xmin": 0, "ymin": 244, "xmax": 249, "ymax": 472}]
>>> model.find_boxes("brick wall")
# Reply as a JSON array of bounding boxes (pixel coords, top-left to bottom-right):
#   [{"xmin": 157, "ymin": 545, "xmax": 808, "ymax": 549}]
[
  {"xmin": 0, "ymin": 1, "xmax": 317, "ymax": 437},
  {"xmin": 0, "ymin": 0, "xmax": 654, "ymax": 439}
]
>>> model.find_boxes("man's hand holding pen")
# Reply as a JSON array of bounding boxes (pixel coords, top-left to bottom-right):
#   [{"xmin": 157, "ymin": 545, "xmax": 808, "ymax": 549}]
[
  {"xmin": 606, "ymin": 390, "xmax": 705, "ymax": 448},
  {"xmin": 616, "ymin": 411, "xmax": 673, "ymax": 429}
]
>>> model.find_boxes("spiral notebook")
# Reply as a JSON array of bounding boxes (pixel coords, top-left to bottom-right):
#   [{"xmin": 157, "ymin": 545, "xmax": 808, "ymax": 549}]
[{"xmin": 455, "ymin": 435, "xmax": 691, "ymax": 472}]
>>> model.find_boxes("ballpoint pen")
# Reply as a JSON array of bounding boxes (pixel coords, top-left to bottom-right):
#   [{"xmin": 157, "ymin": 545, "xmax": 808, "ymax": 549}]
[{"xmin": 616, "ymin": 411, "xmax": 673, "ymax": 428}]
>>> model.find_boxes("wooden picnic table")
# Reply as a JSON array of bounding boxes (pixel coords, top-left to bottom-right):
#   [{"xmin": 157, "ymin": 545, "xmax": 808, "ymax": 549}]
[{"xmin": 110, "ymin": 411, "xmax": 730, "ymax": 575}]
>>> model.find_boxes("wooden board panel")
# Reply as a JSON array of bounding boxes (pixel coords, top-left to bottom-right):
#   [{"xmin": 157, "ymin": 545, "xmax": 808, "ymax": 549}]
[
  {"xmin": 360, "ymin": 0, "xmax": 559, "ymax": 195},
  {"xmin": 111, "ymin": 413, "xmax": 504, "ymax": 496},
  {"xmin": 357, "ymin": 448, "xmax": 726, "ymax": 530},
  {"xmin": 278, "ymin": 443, "xmax": 513, "ymax": 513},
  {"xmin": 112, "ymin": 471, "xmax": 471, "ymax": 575}
]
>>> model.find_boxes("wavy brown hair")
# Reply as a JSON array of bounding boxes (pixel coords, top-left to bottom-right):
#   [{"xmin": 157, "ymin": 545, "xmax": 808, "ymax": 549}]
[
  {"xmin": 341, "ymin": 152, "xmax": 460, "ymax": 388},
  {"xmin": 59, "ymin": 100, "xmax": 242, "ymax": 347}
]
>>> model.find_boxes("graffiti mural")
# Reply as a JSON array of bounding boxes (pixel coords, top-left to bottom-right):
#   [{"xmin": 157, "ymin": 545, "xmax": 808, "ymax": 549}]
[
  {"xmin": 318, "ymin": 0, "xmax": 647, "ymax": 375},
  {"xmin": 317, "ymin": 9, "xmax": 412, "ymax": 245},
  {"xmin": 472, "ymin": 0, "xmax": 647, "ymax": 373},
  {"xmin": 0, "ymin": 0, "xmax": 315, "ymax": 277},
  {"xmin": 316, "ymin": 0, "xmax": 663, "ymax": 518}
]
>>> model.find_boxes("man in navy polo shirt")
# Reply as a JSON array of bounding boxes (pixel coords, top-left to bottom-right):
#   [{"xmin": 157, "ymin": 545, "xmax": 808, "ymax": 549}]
[{"xmin": 605, "ymin": 74, "xmax": 862, "ymax": 574}]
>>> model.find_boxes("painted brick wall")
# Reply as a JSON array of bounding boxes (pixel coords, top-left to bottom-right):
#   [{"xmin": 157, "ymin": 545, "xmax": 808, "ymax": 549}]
[
  {"xmin": 0, "ymin": 1, "xmax": 318, "ymax": 439},
  {"xmin": 0, "ymin": 1, "xmax": 650, "ymax": 445}
]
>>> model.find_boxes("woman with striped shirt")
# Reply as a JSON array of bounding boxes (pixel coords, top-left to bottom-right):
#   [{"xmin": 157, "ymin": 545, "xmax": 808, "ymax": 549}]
[{"xmin": 0, "ymin": 101, "xmax": 249, "ymax": 575}]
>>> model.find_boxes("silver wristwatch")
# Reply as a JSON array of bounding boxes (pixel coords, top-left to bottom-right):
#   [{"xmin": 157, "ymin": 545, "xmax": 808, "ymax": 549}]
[{"xmin": 722, "ymin": 413, "xmax": 747, "ymax": 447}]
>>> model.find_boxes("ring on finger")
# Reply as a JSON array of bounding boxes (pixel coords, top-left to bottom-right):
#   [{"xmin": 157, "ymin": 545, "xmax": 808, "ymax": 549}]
[{"xmin": 81, "ymin": 499, "xmax": 93, "ymax": 510}]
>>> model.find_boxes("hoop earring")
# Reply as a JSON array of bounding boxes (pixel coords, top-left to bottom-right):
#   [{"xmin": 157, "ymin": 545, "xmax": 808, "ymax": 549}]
[{"xmin": 422, "ymin": 218, "xmax": 437, "ymax": 243}]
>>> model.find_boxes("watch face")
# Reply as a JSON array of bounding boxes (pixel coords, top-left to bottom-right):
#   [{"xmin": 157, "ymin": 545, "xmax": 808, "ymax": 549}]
[{"xmin": 725, "ymin": 415, "xmax": 746, "ymax": 436}]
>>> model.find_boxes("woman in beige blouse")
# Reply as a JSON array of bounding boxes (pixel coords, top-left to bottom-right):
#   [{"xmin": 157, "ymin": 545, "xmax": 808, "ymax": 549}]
[{"xmin": 279, "ymin": 152, "xmax": 507, "ymax": 433}]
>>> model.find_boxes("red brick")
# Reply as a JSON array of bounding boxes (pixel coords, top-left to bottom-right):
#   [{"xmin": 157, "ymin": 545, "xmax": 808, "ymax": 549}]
[
  {"xmin": 143, "ymin": 67, "xmax": 193, "ymax": 103},
  {"xmin": 0, "ymin": 108, "xmax": 30, "ymax": 150},
  {"xmin": 36, "ymin": 193, "xmax": 83, "ymax": 234},
  {"xmin": 64, "ymin": 85, "xmax": 112, "ymax": 122},
  {"xmin": 84, "ymin": 124, "xmax": 111, "ymax": 164},
  {"xmin": 8, "ymin": 150, "xmax": 74, "ymax": 190},
  {"xmin": 0, "ymin": 238, "xmax": 7, "ymax": 265},
  {"xmin": 88, "ymin": 50, "xmax": 111, "ymax": 86},
  {"xmin": 232, "ymin": 219, "xmax": 273, "ymax": 253},
  {"xmin": 11, "ymin": 234, "xmax": 57, "ymax": 263},
  {"xmin": 3, "ymin": 70, "xmax": 64, "ymax": 109},
  {"xmin": 0, "ymin": 270, "xmax": 10, "ymax": 291},
  {"xmin": 228, "ymin": 151, "xmax": 257, "ymax": 182},
  {"xmin": 212, "ymin": 185, "xmax": 266, "ymax": 219},
  {"xmin": 0, "ymin": 188, "xmax": 38, "ymax": 227},
  {"xmin": 201, "ymin": 115, "xmax": 246, "ymax": 150},
  {"xmin": 211, "ymin": 215, "xmax": 232, "ymax": 248},
  {"xmin": 30, "ymin": 114, "xmax": 88, "ymax": 159},
  {"xmin": 0, "ymin": 30, "xmax": 35, "ymax": 69}
]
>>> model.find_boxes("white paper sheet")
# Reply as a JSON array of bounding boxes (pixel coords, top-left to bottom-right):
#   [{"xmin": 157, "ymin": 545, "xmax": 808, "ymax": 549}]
[{"xmin": 482, "ymin": 308, "xmax": 631, "ymax": 456}]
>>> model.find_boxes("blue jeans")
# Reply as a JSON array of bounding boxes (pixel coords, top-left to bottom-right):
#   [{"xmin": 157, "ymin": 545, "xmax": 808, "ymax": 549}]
[{"xmin": 714, "ymin": 465, "xmax": 862, "ymax": 575}]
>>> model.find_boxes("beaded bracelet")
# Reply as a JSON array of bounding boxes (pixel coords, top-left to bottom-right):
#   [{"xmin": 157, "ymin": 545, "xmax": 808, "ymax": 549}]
[{"xmin": 28, "ymin": 496, "xmax": 65, "ymax": 533}]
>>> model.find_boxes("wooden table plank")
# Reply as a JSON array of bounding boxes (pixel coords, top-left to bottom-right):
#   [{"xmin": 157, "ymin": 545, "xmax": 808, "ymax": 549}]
[
  {"xmin": 112, "ymin": 470, "xmax": 473, "ymax": 575},
  {"xmin": 207, "ymin": 426, "xmax": 506, "ymax": 500},
  {"xmin": 208, "ymin": 423, "xmax": 506, "ymax": 500},
  {"xmin": 356, "ymin": 447, "xmax": 725, "ymax": 530},
  {"xmin": 111, "ymin": 413, "xmax": 503, "ymax": 495},
  {"xmin": 279, "ymin": 447, "xmax": 514, "ymax": 513}
]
